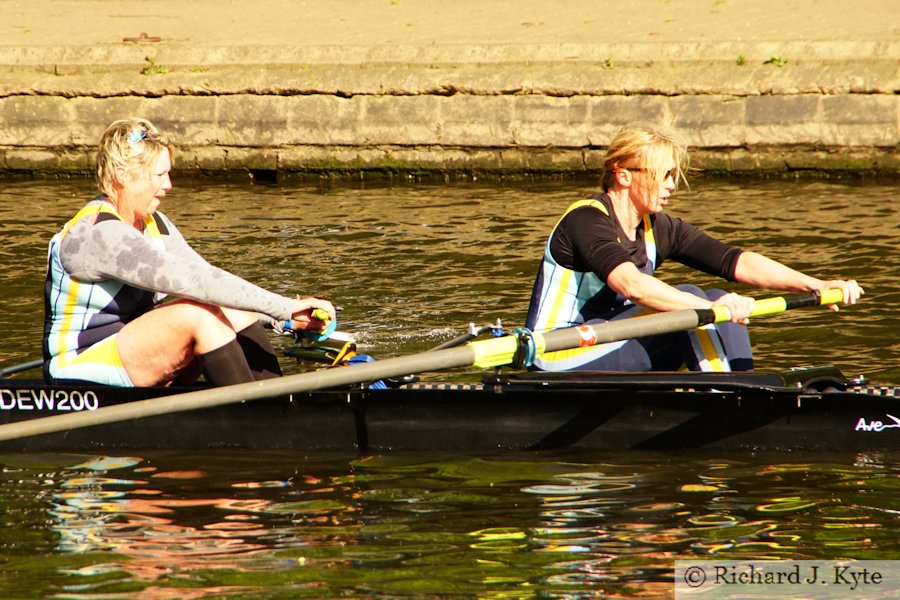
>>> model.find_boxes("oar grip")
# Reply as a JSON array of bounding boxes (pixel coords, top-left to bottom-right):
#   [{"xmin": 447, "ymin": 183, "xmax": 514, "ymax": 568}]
[
  {"xmin": 818, "ymin": 288, "xmax": 844, "ymax": 305},
  {"xmin": 750, "ymin": 297, "xmax": 789, "ymax": 318},
  {"xmin": 714, "ymin": 298, "xmax": 789, "ymax": 321},
  {"xmin": 311, "ymin": 308, "xmax": 331, "ymax": 321},
  {"xmin": 713, "ymin": 289, "xmax": 846, "ymax": 322}
]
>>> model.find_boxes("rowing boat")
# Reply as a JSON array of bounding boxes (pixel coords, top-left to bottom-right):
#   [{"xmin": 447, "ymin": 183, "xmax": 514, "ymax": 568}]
[
  {"xmin": 2, "ymin": 291, "xmax": 894, "ymax": 453},
  {"xmin": 0, "ymin": 366, "xmax": 897, "ymax": 452}
]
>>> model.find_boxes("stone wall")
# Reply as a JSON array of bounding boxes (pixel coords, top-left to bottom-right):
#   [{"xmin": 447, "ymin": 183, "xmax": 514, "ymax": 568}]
[{"xmin": 1, "ymin": 43, "xmax": 898, "ymax": 176}]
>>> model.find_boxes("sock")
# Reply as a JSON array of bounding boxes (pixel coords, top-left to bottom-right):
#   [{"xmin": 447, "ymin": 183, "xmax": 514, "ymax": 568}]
[
  {"xmin": 236, "ymin": 321, "xmax": 283, "ymax": 380},
  {"xmin": 199, "ymin": 339, "xmax": 255, "ymax": 386}
]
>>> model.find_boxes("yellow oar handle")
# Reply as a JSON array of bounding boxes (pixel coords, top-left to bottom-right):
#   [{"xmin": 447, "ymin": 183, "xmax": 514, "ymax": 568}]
[
  {"xmin": 712, "ymin": 288, "xmax": 845, "ymax": 322},
  {"xmin": 311, "ymin": 308, "xmax": 331, "ymax": 321},
  {"xmin": 817, "ymin": 288, "xmax": 845, "ymax": 305}
]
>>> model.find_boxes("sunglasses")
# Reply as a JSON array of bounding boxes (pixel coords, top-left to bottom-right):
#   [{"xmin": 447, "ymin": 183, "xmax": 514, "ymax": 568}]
[{"xmin": 625, "ymin": 167, "xmax": 678, "ymax": 181}]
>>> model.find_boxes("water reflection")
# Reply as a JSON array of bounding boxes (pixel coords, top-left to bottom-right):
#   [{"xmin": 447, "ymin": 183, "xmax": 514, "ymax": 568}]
[
  {"xmin": 7, "ymin": 454, "xmax": 356, "ymax": 598},
  {"xmin": 0, "ymin": 450, "xmax": 896, "ymax": 597},
  {"xmin": 519, "ymin": 453, "xmax": 897, "ymax": 593}
]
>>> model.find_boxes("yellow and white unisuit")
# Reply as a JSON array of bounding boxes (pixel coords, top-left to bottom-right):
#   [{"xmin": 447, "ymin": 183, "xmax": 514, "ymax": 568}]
[{"xmin": 43, "ymin": 200, "xmax": 165, "ymax": 385}]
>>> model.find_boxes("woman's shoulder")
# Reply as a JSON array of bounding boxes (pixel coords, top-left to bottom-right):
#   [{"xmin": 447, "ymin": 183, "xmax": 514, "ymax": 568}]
[
  {"xmin": 558, "ymin": 199, "xmax": 619, "ymax": 241},
  {"xmin": 563, "ymin": 194, "xmax": 613, "ymax": 218}
]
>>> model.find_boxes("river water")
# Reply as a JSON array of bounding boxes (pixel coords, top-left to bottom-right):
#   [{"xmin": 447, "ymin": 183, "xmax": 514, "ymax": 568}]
[{"xmin": 0, "ymin": 177, "xmax": 897, "ymax": 597}]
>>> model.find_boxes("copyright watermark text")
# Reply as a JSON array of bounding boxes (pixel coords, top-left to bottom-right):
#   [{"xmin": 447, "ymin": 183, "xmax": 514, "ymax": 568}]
[{"xmin": 675, "ymin": 561, "xmax": 897, "ymax": 598}]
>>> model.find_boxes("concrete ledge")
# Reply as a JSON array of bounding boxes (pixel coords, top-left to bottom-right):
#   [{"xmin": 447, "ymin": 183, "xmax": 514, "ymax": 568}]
[
  {"xmin": 3, "ymin": 40, "xmax": 900, "ymax": 68},
  {"xmin": 4, "ymin": 60, "xmax": 899, "ymax": 97}
]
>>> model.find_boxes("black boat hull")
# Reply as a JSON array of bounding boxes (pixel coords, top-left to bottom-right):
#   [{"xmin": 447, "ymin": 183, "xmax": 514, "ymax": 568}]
[{"xmin": 1, "ymin": 368, "xmax": 897, "ymax": 453}]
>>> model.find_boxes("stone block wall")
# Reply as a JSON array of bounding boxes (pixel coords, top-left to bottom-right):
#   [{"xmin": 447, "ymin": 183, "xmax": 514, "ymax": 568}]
[{"xmin": 0, "ymin": 43, "xmax": 898, "ymax": 175}]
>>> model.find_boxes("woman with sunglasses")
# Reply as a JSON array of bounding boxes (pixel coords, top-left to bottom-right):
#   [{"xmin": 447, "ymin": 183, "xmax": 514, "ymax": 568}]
[
  {"xmin": 43, "ymin": 118, "xmax": 335, "ymax": 387},
  {"xmin": 524, "ymin": 123, "xmax": 862, "ymax": 372}
]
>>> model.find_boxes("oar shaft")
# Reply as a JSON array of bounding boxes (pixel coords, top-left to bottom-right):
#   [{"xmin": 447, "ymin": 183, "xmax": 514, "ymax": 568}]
[
  {"xmin": 1, "ymin": 359, "xmax": 44, "ymax": 377},
  {"xmin": 474, "ymin": 290, "xmax": 839, "ymax": 368},
  {"xmin": 547, "ymin": 309, "xmax": 706, "ymax": 352},
  {"xmin": 0, "ymin": 313, "xmax": 708, "ymax": 440},
  {"xmin": 467, "ymin": 309, "xmax": 709, "ymax": 369},
  {"xmin": 0, "ymin": 346, "xmax": 478, "ymax": 442}
]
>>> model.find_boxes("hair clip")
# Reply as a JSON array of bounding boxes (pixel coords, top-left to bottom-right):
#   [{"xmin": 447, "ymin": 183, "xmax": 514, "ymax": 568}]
[{"xmin": 128, "ymin": 128, "xmax": 147, "ymax": 144}]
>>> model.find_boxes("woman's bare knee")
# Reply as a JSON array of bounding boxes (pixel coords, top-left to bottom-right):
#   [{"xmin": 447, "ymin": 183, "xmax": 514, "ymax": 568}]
[
  {"xmin": 117, "ymin": 301, "xmax": 240, "ymax": 385},
  {"xmin": 123, "ymin": 300, "xmax": 236, "ymax": 356},
  {"xmin": 222, "ymin": 307, "xmax": 259, "ymax": 332},
  {"xmin": 166, "ymin": 300, "xmax": 239, "ymax": 353}
]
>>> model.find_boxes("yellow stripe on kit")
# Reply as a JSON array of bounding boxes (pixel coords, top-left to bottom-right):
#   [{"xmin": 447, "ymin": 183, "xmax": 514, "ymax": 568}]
[
  {"xmin": 693, "ymin": 325, "xmax": 729, "ymax": 372},
  {"xmin": 57, "ymin": 279, "xmax": 81, "ymax": 360},
  {"xmin": 56, "ymin": 333, "xmax": 126, "ymax": 370},
  {"xmin": 54, "ymin": 204, "xmax": 120, "ymax": 361},
  {"xmin": 544, "ymin": 269, "xmax": 573, "ymax": 332},
  {"xmin": 553, "ymin": 199, "xmax": 609, "ymax": 228},
  {"xmin": 51, "ymin": 334, "xmax": 133, "ymax": 386},
  {"xmin": 642, "ymin": 215, "xmax": 654, "ymax": 245},
  {"xmin": 62, "ymin": 204, "xmax": 119, "ymax": 237}
]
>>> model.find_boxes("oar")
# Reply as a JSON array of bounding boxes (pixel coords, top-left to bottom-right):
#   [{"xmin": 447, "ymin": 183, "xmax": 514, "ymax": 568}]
[
  {"xmin": 430, "ymin": 320, "xmax": 503, "ymax": 351},
  {"xmin": 0, "ymin": 289, "xmax": 845, "ymax": 442},
  {"xmin": 1, "ymin": 358, "xmax": 44, "ymax": 377}
]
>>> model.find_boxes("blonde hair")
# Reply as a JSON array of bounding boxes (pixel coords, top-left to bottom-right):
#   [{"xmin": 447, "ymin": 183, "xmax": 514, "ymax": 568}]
[
  {"xmin": 96, "ymin": 118, "xmax": 173, "ymax": 198},
  {"xmin": 601, "ymin": 123, "xmax": 689, "ymax": 192}
]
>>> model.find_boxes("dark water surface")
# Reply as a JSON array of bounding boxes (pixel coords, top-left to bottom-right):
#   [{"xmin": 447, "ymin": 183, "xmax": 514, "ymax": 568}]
[{"xmin": 0, "ymin": 177, "xmax": 898, "ymax": 597}]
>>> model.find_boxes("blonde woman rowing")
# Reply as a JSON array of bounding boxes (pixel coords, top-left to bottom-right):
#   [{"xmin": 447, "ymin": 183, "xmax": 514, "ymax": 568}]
[
  {"xmin": 525, "ymin": 123, "xmax": 862, "ymax": 372},
  {"xmin": 44, "ymin": 118, "xmax": 335, "ymax": 387}
]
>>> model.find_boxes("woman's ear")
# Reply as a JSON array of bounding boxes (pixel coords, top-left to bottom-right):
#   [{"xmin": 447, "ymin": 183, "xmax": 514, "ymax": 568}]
[
  {"xmin": 113, "ymin": 166, "xmax": 130, "ymax": 188},
  {"xmin": 614, "ymin": 168, "xmax": 632, "ymax": 188}
]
